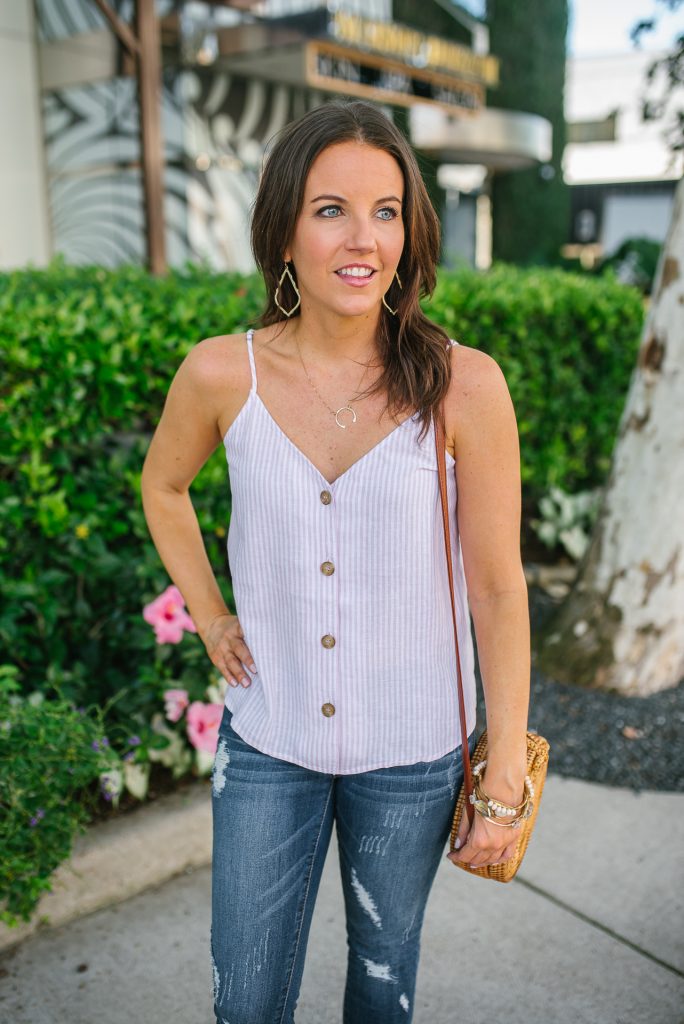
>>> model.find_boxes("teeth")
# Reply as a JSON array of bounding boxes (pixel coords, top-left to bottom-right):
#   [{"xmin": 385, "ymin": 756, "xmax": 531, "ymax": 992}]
[{"xmin": 338, "ymin": 267, "xmax": 373, "ymax": 278}]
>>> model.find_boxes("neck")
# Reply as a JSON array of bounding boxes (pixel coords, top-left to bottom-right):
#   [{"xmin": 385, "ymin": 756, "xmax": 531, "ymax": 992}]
[{"xmin": 284, "ymin": 307, "xmax": 382, "ymax": 368}]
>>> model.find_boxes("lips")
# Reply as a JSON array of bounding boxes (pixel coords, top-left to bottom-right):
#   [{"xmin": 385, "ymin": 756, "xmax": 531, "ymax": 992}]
[{"xmin": 335, "ymin": 265, "xmax": 377, "ymax": 285}]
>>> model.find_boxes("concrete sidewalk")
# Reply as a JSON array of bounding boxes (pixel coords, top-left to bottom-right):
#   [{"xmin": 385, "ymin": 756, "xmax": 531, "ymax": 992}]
[{"xmin": 0, "ymin": 775, "xmax": 682, "ymax": 1024}]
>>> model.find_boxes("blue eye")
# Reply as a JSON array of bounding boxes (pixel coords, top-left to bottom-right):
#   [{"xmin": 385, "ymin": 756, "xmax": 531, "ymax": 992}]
[{"xmin": 315, "ymin": 205, "xmax": 400, "ymax": 220}]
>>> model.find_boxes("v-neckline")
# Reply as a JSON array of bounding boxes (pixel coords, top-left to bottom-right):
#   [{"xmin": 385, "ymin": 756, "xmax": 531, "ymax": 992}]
[{"xmin": 253, "ymin": 391, "xmax": 417, "ymax": 487}]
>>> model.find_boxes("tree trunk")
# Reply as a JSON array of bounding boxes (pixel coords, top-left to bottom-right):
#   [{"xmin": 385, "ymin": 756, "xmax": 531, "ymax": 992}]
[{"xmin": 534, "ymin": 176, "xmax": 684, "ymax": 695}]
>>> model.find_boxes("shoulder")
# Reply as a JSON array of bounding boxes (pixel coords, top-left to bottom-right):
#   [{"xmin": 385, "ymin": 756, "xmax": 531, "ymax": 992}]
[
  {"xmin": 171, "ymin": 332, "xmax": 251, "ymax": 412},
  {"xmin": 448, "ymin": 340, "xmax": 510, "ymax": 405},
  {"xmin": 444, "ymin": 341, "xmax": 516, "ymax": 455},
  {"xmin": 179, "ymin": 332, "xmax": 249, "ymax": 390},
  {"xmin": 165, "ymin": 332, "xmax": 253, "ymax": 436}
]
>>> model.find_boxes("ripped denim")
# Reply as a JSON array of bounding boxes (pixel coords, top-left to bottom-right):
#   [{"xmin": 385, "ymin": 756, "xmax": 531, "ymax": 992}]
[{"xmin": 210, "ymin": 705, "xmax": 477, "ymax": 1024}]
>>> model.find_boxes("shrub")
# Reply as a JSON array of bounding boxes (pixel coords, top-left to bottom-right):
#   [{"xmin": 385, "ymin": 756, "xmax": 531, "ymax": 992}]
[
  {"xmin": 0, "ymin": 257, "xmax": 643, "ymax": 763},
  {"xmin": 0, "ymin": 668, "xmax": 120, "ymax": 925},
  {"xmin": 427, "ymin": 262, "xmax": 644, "ymax": 494},
  {"xmin": 0, "ymin": 257, "xmax": 264, "ymax": 749},
  {"xmin": 598, "ymin": 237, "xmax": 662, "ymax": 295},
  {"xmin": 530, "ymin": 485, "xmax": 602, "ymax": 561}
]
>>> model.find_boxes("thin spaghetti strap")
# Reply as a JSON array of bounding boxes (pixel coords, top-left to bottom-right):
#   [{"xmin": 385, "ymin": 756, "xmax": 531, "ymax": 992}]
[
  {"xmin": 246, "ymin": 328, "xmax": 257, "ymax": 394},
  {"xmin": 449, "ymin": 338, "xmax": 460, "ymax": 347}
]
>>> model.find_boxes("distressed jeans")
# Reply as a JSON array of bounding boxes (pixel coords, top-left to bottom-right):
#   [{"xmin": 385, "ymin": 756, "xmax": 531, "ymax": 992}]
[{"xmin": 210, "ymin": 705, "xmax": 477, "ymax": 1024}]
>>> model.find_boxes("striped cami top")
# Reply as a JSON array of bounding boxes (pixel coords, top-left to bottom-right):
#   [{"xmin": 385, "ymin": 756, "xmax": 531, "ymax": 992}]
[{"xmin": 222, "ymin": 328, "xmax": 477, "ymax": 774}]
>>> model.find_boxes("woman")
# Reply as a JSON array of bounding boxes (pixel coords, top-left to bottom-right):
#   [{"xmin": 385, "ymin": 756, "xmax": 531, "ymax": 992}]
[{"xmin": 141, "ymin": 100, "xmax": 530, "ymax": 1024}]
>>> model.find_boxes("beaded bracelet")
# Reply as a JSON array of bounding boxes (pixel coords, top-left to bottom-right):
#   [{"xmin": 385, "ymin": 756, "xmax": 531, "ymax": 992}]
[
  {"xmin": 476, "ymin": 781, "xmax": 527, "ymax": 815},
  {"xmin": 470, "ymin": 760, "xmax": 532, "ymax": 814},
  {"xmin": 470, "ymin": 786, "xmax": 534, "ymax": 828},
  {"xmin": 471, "ymin": 782, "xmax": 533, "ymax": 827},
  {"xmin": 475, "ymin": 806, "xmax": 532, "ymax": 828},
  {"xmin": 469, "ymin": 768, "xmax": 535, "ymax": 827}
]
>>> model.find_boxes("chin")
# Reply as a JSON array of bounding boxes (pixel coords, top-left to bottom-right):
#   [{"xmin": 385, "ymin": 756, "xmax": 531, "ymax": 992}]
[{"xmin": 331, "ymin": 297, "xmax": 380, "ymax": 318}]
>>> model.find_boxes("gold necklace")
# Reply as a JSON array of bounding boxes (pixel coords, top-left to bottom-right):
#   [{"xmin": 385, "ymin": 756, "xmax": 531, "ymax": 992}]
[{"xmin": 294, "ymin": 338, "xmax": 376, "ymax": 430}]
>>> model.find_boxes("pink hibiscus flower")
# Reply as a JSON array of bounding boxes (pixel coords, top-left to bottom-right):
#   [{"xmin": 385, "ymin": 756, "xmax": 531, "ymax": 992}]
[
  {"xmin": 143, "ymin": 585, "xmax": 197, "ymax": 644},
  {"xmin": 163, "ymin": 688, "xmax": 189, "ymax": 723},
  {"xmin": 186, "ymin": 701, "xmax": 223, "ymax": 753}
]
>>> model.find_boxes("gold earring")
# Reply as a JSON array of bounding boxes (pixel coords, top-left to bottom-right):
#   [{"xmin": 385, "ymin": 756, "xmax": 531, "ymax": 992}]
[
  {"xmin": 274, "ymin": 262, "xmax": 301, "ymax": 317},
  {"xmin": 382, "ymin": 270, "xmax": 402, "ymax": 316}
]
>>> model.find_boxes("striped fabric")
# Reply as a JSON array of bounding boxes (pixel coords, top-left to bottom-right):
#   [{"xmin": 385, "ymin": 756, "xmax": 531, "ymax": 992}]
[{"xmin": 222, "ymin": 329, "xmax": 477, "ymax": 774}]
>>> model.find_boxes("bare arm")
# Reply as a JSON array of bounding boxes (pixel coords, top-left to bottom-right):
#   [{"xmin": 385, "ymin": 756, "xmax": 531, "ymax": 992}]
[
  {"xmin": 140, "ymin": 338, "xmax": 256, "ymax": 687},
  {"xmin": 446, "ymin": 346, "xmax": 530, "ymax": 867}
]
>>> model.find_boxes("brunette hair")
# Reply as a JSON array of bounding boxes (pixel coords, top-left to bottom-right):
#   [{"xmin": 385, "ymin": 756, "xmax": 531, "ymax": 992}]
[{"xmin": 250, "ymin": 99, "xmax": 452, "ymax": 441}]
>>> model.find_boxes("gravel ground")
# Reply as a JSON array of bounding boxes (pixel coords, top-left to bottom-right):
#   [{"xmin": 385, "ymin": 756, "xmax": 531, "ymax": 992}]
[{"xmin": 472, "ymin": 586, "xmax": 684, "ymax": 794}]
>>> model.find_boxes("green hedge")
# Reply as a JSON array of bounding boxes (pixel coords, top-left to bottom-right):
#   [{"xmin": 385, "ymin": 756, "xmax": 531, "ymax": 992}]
[
  {"xmin": 0, "ymin": 257, "xmax": 264, "ymax": 738},
  {"xmin": 0, "ymin": 257, "xmax": 643, "ymax": 740},
  {"xmin": 432, "ymin": 263, "xmax": 643, "ymax": 492},
  {"xmin": 0, "ymin": 669, "xmax": 120, "ymax": 925}
]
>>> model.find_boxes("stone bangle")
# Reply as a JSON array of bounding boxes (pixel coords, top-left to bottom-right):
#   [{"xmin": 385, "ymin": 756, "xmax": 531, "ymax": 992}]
[
  {"xmin": 470, "ymin": 787, "xmax": 534, "ymax": 827},
  {"xmin": 470, "ymin": 789, "xmax": 530, "ymax": 823},
  {"xmin": 475, "ymin": 803, "xmax": 534, "ymax": 828},
  {"xmin": 471, "ymin": 760, "xmax": 533, "ymax": 814},
  {"xmin": 469, "ymin": 772, "xmax": 535, "ymax": 826}
]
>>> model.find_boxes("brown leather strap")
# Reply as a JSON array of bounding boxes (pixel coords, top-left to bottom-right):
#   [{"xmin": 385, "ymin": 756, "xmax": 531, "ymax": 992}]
[{"xmin": 434, "ymin": 407, "xmax": 475, "ymax": 827}]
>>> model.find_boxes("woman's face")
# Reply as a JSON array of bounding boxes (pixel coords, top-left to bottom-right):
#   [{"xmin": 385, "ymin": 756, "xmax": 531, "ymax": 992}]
[{"xmin": 284, "ymin": 141, "xmax": 405, "ymax": 321}]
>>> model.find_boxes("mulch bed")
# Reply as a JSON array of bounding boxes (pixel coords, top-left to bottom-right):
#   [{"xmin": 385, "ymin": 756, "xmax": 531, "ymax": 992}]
[{"xmin": 470, "ymin": 586, "xmax": 684, "ymax": 794}]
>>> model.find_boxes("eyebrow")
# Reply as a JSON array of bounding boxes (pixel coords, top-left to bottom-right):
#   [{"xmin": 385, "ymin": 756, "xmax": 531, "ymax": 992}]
[{"xmin": 309, "ymin": 193, "xmax": 402, "ymax": 205}]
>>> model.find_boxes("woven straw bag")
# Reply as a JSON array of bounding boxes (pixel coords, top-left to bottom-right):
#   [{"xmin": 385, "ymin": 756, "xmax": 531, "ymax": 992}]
[{"xmin": 434, "ymin": 408, "xmax": 550, "ymax": 883}]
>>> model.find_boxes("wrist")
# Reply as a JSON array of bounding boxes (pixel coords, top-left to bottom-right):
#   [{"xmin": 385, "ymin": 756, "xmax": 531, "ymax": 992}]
[
  {"xmin": 198, "ymin": 609, "xmax": 233, "ymax": 638},
  {"xmin": 482, "ymin": 744, "xmax": 527, "ymax": 786},
  {"xmin": 479, "ymin": 768, "xmax": 527, "ymax": 805}
]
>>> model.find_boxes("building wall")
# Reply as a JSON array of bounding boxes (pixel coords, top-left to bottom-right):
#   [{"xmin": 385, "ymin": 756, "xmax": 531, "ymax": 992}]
[
  {"xmin": 8, "ymin": 0, "xmax": 532, "ymax": 273},
  {"xmin": 31, "ymin": 0, "xmax": 331, "ymax": 272},
  {"xmin": 563, "ymin": 51, "xmax": 682, "ymax": 258},
  {"xmin": 564, "ymin": 51, "xmax": 683, "ymax": 187},
  {"xmin": 0, "ymin": 0, "xmax": 50, "ymax": 270},
  {"xmin": 443, "ymin": 190, "xmax": 477, "ymax": 268},
  {"xmin": 602, "ymin": 188, "xmax": 674, "ymax": 255}
]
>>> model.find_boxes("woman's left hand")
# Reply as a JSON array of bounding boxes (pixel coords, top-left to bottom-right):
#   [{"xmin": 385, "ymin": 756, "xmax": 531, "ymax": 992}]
[{"xmin": 446, "ymin": 805, "xmax": 520, "ymax": 869}]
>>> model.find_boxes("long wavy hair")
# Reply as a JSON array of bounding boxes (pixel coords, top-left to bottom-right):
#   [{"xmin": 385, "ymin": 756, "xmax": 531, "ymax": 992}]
[{"xmin": 250, "ymin": 100, "xmax": 452, "ymax": 442}]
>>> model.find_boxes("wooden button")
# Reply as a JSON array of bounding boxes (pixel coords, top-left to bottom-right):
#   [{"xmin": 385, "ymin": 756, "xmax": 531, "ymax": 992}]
[
  {"xmin": 320, "ymin": 561, "xmax": 335, "ymax": 575},
  {"xmin": 321, "ymin": 634, "xmax": 336, "ymax": 648},
  {"xmin": 321, "ymin": 703, "xmax": 336, "ymax": 717},
  {"xmin": 320, "ymin": 490, "xmax": 332, "ymax": 505}
]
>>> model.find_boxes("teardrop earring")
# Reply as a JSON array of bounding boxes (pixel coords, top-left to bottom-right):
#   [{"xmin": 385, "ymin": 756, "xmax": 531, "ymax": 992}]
[
  {"xmin": 382, "ymin": 270, "xmax": 402, "ymax": 316},
  {"xmin": 274, "ymin": 262, "xmax": 301, "ymax": 317}
]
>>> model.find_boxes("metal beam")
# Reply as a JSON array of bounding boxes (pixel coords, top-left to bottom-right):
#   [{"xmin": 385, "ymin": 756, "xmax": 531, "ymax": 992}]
[
  {"xmin": 90, "ymin": 0, "xmax": 166, "ymax": 274},
  {"xmin": 136, "ymin": 0, "xmax": 165, "ymax": 275},
  {"xmin": 91, "ymin": 0, "xmax": 140, "ymax": 58}
]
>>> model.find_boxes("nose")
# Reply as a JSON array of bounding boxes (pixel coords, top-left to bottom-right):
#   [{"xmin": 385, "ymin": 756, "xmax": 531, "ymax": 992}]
[{"xmin": 344, "ymin": 214, "xmax": 377, "ymax": 253}]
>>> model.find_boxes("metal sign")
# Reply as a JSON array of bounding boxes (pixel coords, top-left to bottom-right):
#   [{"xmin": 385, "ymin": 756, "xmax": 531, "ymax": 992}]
[
  {"xmin": 329, "ymin": 12, "xmax": 499, "ymax": 87},
  {"xmin": 306, "ymin": 40, "xmax": 484, "ymax": 115}
]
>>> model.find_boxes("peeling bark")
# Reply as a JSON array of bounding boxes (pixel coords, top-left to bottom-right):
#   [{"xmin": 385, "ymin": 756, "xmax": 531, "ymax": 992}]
[{"xmin": 534, "ymin": 177, "xmax": 684, "ymax": 695}]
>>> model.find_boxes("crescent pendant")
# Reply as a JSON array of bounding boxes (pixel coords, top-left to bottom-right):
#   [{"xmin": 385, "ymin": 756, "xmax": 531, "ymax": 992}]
[{"xmin": 335, "ymin": 405, "xmax": 357, "ymax": 429}]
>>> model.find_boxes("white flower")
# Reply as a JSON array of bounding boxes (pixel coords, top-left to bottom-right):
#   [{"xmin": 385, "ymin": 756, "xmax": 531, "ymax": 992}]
[
  {"xmin": 99, "ymin": 767, "xmax": 123, "ymax": 809},
  {"xmin": 195, "ymin": 748, "xmax": 215, "ymax": 776},
  {"xmin": 123, "ymin": 761, "xmax": 150, "ymax": 800},
  {"xmin": 148, "ymin": 713, "xmax": 193, "ymax": 778},
  {"xmin": 205, "ymin": 675, "xmax": 228, "ymax": 705}
]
